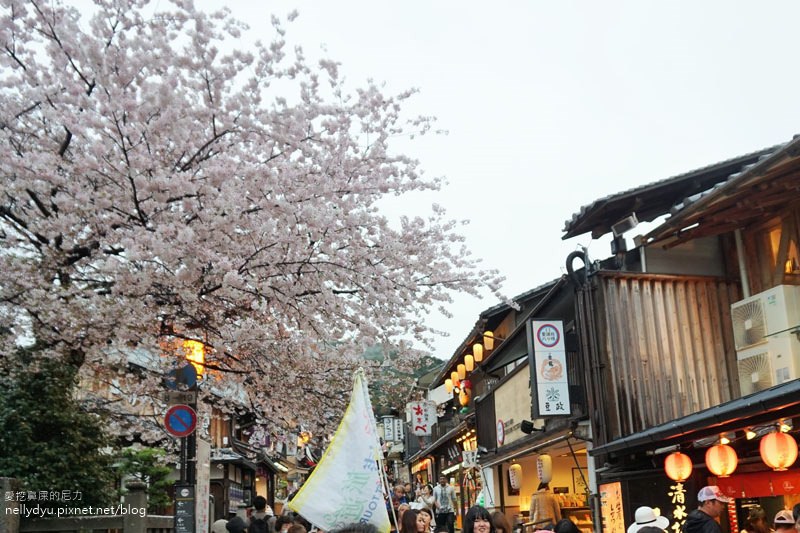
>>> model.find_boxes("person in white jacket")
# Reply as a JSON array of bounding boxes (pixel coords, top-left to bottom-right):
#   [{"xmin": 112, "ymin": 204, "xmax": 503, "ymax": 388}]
[{"xmin": 415, "ymin": 484, "xmax": 436, "ymax": 511}]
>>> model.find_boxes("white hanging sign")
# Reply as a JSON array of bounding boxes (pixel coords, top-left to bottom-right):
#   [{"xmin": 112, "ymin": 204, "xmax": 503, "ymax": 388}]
[
  {"xmin": 407, "ymin": 400, "xmax": 436, "ymax": 436},
  {"xmin": 532, "ymin": 320, "xmax": 571, "ymax": 416}
]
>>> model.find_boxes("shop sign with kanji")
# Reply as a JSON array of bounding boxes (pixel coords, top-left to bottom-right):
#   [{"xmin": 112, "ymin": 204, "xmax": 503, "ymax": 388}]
[
  {"xmin": 531, "ymin": 319, "xmax": 571, "ymax": 416},
  {"xmin": 406, "ymin": 400, "xmax": 436, "ymax": 436}
]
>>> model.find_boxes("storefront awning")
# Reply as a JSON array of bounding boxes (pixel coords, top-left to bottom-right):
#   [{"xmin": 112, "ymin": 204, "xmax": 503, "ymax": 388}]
[
  {"xmin": 211, "ymin": 447, "xmax": 258, "ymax": 470},
  {"xmin": 481, "ymin": 429, "xmax": 574, "ymax": 468},
  {"xmin": 590, "ymin": 379, "xmax": 800, "ymax": 457}
]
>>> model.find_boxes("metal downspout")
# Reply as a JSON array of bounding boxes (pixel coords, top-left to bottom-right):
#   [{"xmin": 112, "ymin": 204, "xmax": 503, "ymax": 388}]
[{"xmin": 735, "ymin": 229, "xmax": 751, "ymax": 298}]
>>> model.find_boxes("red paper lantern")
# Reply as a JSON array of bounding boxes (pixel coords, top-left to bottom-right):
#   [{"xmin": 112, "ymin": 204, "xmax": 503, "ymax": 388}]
[
  {"xmin": 760, "ymin": 432, "xmax": 799, "ymax": 471},
  {"xmin": 705, "ymin": 444, "xmax": 738, "ymax": 477},
  {"xmin": 664, "ymin": 451, "xmax": 693, "ymax": 482}
]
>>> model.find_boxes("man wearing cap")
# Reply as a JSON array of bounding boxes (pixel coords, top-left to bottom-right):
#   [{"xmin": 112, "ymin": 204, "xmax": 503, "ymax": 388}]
[
  {"xmin": 773, "ymin": 510, "xmax": 795, "ymax": 532},
  {"xmin": 628, "ymin": 506, "xmax": 670, "ymax": 533},
  {"xmin": 682, "ymin": 486, "xmax": 732, "ymax": 533}
]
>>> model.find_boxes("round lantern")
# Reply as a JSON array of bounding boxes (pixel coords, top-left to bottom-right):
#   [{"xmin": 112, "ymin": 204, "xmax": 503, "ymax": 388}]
[
  {"xmin": 509, "ymin": 463, "xmax": 523, "ymax": 490},
  {"xmin": 536, "ymin": 453, "xmax": 553, "ymax": 484},
  {"xmin": 760, "ymin": 431, "xmax": 799, "ymax": 471},
  {"xmin": 705, "ymin": 444, "xmax": 738, "ymax": 477},
  {"xmin": 664, "ymin": 451, "xmax": 693, "ymax": 482}
]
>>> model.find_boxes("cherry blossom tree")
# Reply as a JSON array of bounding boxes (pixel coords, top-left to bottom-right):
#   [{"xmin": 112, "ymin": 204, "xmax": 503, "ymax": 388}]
[{"xmin": 0, "ymin": 0, "xmax": 502, "ymax": 435}]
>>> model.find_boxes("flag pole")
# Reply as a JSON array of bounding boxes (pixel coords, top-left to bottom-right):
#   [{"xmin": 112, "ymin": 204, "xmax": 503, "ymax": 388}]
[
  {"xmin": 377, "ymin": 448, "xmax": 399, "ymax": 531},
  {"xmin": 362, "ymin": 370, "xmax": 399, "ymax": 531}
]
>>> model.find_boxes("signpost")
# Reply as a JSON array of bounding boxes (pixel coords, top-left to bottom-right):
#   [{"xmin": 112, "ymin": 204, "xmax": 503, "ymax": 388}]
[
  {"xmin": 165, "ymin": 404, "xmax": 197, "ymax": 438},
  {"xmin": 166, "ymin": 363, "xmax": 198, "ymax": 390},
  {"xmin": 166, "ymin": 354, "xmax": 203, "ymax": 533},
  {"xmin": 166, "ymin": 390, "xmax": 198, "ymax": 406},
  {"xmin": 174, "ymin": 483, "xmax": 196, "ymax": 533}
]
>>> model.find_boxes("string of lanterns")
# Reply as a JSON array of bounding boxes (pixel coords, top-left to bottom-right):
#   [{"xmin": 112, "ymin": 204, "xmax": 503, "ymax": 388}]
[
  {"xmin": 664, "ymin": 424, "xmax": 799, "ymax": 481},
  {"xmin": 444, "ymin": 331, "xmax": 497, "ymax": 408}
]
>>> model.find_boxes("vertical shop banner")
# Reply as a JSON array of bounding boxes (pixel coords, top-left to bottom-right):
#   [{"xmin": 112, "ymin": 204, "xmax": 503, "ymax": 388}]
[
  {"xmin": 666, "ymin": 481, "xmax": 687, "ymax": 533},
  {"xmin": 382, "ymin": 416, "xmax": 405, "ymax": 442},
  {"xmin": 289, "ymin": 370, "xmax": 390, "ymax": 533},
  {"xmin": 407, "ymin": 400, "xmax": 436, "ymax": 436},
  {"xmin": 394, "ymin": 418, "xmax": 404, "ymax": 441},
  {"xmin": 531, "ymin": 320, "xmax": 571, "ymax": 416},
  {"xmin": 195, "ymin": 437, "xmax": 210, "ymax": 533},
  {"xmin": 383, "ymin": 417, "xmax": 397, "ymax": 442},
  {"xmin": 599, "ymin": 482, "xmax": 625, "ymax": 533}
]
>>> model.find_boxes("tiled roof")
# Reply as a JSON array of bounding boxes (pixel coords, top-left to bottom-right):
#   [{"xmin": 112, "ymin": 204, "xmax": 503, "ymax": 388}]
[{"xmin": 561, "ymin": 144, "xmax": 783, "ymax": 240}]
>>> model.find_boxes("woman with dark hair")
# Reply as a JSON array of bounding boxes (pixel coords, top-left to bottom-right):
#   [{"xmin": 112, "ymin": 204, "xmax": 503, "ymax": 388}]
[
  {"xmin": 418, "ymin": 508, "xmax": 434, "ymax": 533},
  {"xmin": 740, "ymin": 506, "xmax": 770, "ymax": 533},
  {"xmin": 464, "ymin": 506, "xmax": 494, "ymax": 533},
  {"xmin": 416, "ymin": 483, "xmax": 436, "ymax": 511},
  {"xmin": 491, "ymin": 511, "xmax": 513, "ymax": 533},
  {"xmin": 400, "ymin": 509, "xmax": 421, "ymax": 533},
  {"xmin": 553, "ymin": 519, "xmax": 581, "ymax": 533}
]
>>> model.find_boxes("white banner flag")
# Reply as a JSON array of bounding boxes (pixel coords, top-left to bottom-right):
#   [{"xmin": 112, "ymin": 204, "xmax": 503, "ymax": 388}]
[{"xmin": 289, "ymin": 370, "xmax": 390, "ymax": 533}]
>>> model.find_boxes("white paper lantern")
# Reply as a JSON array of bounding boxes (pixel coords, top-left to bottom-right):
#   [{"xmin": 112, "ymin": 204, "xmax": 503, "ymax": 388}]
[
  {"xmin": 509, "ymin": 463, "xmax": 523, "ymax": 490},
  {"xmin": 536, "ymin": 453, "xmax": 553, "ymax": 484}
]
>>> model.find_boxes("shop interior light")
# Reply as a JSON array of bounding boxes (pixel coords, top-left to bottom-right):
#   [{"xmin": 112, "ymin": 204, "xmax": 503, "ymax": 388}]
[
  {"xmin": 719, "ymin": 435, "xmax": 730, "ymax": 445},
  {"xmin": 746, "ymin": 428, "xmax": 757, "ymax": 440},
  {"xmin": 779, "ymin": 420, "xmax": 792, "ymax": 433}
]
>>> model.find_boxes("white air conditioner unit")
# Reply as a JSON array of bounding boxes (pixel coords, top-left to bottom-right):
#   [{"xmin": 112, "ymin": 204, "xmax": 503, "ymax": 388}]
[
  {"xmin": 731, "ymin": 285, "xmax": 800, "ymax": 350},
  {"xmin": 736, "ymin": 336, "xmax": 800, "ymax": 394},
  {"xmin": 732, "ymin": 285, "xmax": 800, "ymax": 395},
  {"xmin": 736, "ymin": 346, "xmax": 772, "ymax": 395}
]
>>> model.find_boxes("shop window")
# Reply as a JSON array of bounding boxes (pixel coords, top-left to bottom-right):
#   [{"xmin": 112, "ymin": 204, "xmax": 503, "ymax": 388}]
[
  {"xmin": 746, "ymin": 211, "xmax": 800, "ymax": 291},
  {"xmin": 768, "ymin": 225, "xmax": 800, "ymax": 275}
]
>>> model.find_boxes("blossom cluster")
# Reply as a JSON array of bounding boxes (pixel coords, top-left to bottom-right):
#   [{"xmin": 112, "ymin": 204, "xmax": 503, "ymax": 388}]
[{"xmin": 0, "ymin": 0, "xmax": 504, "ymax": 435}]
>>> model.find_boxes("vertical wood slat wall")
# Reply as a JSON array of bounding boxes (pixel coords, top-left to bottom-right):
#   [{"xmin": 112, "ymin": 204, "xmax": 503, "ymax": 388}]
[{"xmin": 595, "ymin": 272, "xmax": 741, "ymax": 439}]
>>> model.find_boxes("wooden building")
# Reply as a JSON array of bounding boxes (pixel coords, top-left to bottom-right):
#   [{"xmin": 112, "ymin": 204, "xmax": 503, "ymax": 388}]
[{"xmin": 563, "ymin": 137, "xmax": 800, "ymax": 533}]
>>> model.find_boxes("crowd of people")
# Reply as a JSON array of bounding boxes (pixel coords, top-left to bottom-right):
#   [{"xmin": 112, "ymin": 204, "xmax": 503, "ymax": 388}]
[
  {"xmin": 210, "ymin": 495, "xmax": 314, "ymax": 533},
  {"xmin": 387, "ymin": 475, "xmax": 459, "ymax": 533},
  {"xmin": 209, "ymin": 483, "xmax": 800, "ymax": 533}
]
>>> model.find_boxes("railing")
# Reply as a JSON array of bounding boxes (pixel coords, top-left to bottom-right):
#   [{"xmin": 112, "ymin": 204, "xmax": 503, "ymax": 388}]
[{"xmin": 430, "ymin": 417, "xmax": 461, "ymax": 442}]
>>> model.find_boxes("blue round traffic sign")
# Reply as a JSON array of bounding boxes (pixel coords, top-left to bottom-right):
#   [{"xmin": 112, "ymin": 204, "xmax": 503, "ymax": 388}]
[{"xmin": 165, "ymin": 404, "xmax": 197, "ymax": 438}]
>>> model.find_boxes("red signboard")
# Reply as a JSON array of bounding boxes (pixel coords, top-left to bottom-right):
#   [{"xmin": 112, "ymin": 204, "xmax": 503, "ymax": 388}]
[{"xmin": 711, "ymin": 469, "xmax": 800, "ymax": 498}]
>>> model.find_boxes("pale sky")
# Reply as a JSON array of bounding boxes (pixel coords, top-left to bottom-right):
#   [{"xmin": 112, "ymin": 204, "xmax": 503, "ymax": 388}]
[{"xmin": 197, "ymin": 0, "xmax": 800, "ymax": 360}]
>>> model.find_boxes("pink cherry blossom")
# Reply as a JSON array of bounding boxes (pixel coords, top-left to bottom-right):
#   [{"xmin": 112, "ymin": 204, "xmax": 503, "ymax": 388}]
[{"xmin": 0, "ymin": 0, "xmax": 504, "ymax": 438}]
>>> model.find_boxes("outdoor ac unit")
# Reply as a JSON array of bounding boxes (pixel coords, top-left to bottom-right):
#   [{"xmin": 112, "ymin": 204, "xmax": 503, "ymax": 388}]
[
  {"xmin": 732, "ymin": 285, "xmax": 800, "ymax": 396},
  {"xmin": 736, "ymin": 336, "xmax": 800, "ymax": 394},
  {"xmin": 737, "ymin": 347, "xmax": 773, "ymax": 395},
  {"xmin": 731, "ymin": 285, "xmax": 800, "ymax": 350}
]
